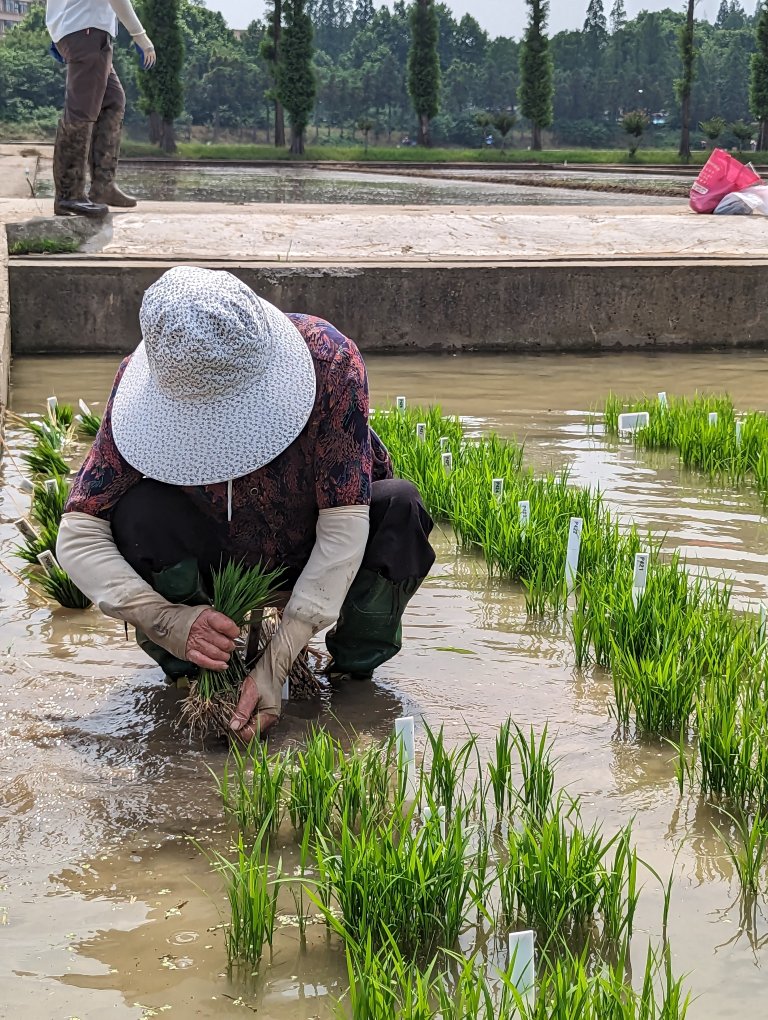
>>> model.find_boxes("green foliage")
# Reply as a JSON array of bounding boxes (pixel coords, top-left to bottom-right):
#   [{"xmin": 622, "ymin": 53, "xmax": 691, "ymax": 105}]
[
  {"xmin": 519, "ymin": 0, "xmax": 553, "ymax": 150},
  {"xmin": 751, "ymin": 1, "xmax": 768, "ymax": 147},
  {"xmin": 622, "ymin": 109, "xmax": 649, "ymax": 154},
  {"xmin": 277, "ymin": 0, "xmax": 316, "ymax": 153},
  {"xmin": 731, "ymin": 117, "xmax": 755, "ymax": 148},
  {"xmin": 677, "ymin": 0, "xmax": 697, "ymax": 159},
  {"xmin": 699, "ymin": 114, "xmax": 727, "ymax": 139},
  {"xmin": 137, "ymin": 0, "xmax": 184, "ymax": 151},
  {"xmin": 407, "ymin": 0, "xmax": 441, "ymax": 146}
]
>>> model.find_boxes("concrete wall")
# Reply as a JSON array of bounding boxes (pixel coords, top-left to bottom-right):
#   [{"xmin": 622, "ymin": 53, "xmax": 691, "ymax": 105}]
[
  {"xmin": 0, "ymin": 230, "xmax": 10, "ymax": 429},
  {"xmin": 9, "ymin": 259, "xmax": 768, "ymax": 354}
]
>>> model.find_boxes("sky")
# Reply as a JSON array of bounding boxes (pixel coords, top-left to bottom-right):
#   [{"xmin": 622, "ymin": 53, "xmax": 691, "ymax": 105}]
[{"xmin": 206, "ymin": 0, "xmax": 725, "ymax": 36}]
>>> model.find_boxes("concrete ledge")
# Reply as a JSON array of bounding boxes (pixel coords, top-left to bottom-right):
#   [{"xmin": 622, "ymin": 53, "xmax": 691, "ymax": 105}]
[
  {"xmin": 10, "ymin": 259, "xmax": 768, "ymax": 354},
  {"xmin": 0, "ymin": 224, "xmax": 9, "ymax": 430}
]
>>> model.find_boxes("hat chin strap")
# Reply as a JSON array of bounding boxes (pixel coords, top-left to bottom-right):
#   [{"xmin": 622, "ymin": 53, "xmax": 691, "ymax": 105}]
[{"xmin": 227, "ymin": 479, "xmax": 233, "ymax": 523}]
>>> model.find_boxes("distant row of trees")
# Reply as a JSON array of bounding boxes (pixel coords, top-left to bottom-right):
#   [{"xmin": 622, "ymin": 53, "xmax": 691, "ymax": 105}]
[{"xmin": 3, "ymin": 0, "xmax": 768, "ymax": 154}]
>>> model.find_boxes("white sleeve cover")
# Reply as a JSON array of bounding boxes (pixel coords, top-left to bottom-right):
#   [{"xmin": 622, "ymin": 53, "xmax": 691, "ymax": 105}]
[
  {"xmin": 284, "ymin": 504, "xmax": 370, "ymax": 630},
  {"xmin": 106, "ymin": 0, "xmax": 145, "ymax": 37},
  {"xmin": 243, "ymin": 504, "xmax": 370, "ymax": 717},
  {"xmin": 57, "ymin": 512, "xmax": 207, "ymax": 660}
]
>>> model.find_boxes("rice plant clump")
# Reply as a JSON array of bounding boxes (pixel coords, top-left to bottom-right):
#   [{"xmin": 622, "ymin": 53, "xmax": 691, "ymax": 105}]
[
  {"xmin": 208, "ymin": 716, "xmax": 688, "ymax": 1018},
  {"xmin": 181, "ymin": 560, "xmax": 283, "ymax": 737}
]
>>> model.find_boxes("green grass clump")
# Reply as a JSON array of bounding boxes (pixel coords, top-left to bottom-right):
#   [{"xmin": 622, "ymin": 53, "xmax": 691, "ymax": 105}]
[
  {"xmin": 119, "ymin": 140, "xmax": 722, "ymax": 166},
  {"xmin": 8, "ymin": 237, "xmax": 81, "ymax": 256}
]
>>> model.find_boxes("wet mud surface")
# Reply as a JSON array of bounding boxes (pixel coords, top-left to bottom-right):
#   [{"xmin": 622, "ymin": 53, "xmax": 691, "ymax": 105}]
[
  {"xmin": 33, "ymin": 164, "xmax": 682, "ymax": 207},
  {"xmin": 3, "ymin": 350, "xmax": 768, "ymax": 1018}
]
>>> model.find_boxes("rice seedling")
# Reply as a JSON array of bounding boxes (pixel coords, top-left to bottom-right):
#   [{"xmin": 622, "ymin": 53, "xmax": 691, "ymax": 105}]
[
  {"xmin": 314, "ymin": 798, "xmax": 478, "ymax": 958},
  {"xmin": 288, "ymin": 726, "xmax": 341, "ymax": 834},
  {"xmin": 208, "ymin": 831, "xmax": 281, "ymax": 967},
  {"xmin": 216, "ymin": 740, "xmax": 290, "ymax": 835},
  {"xmin": 421, "ymin": 723, "xmax": 477, "ymax": 820},
  {"xmin": 512, "ymin": 723, "xmax": 557, "ymax": 825},
  {"xmin": 30, "ymin": 475, "xmax": 70, "ymax": 531},
  {"xmin": 181, "ymin": 560, "xmax": 283, "ymax": 737},
  {"xmin": 21, "ymin": 436, "xmax": 69, "ymax": 477},
  {"xmin": 75, "ymin": 399, "xmax": 102, "ymax": 437},
  {"xmin": 713, "ymin": 809, "xmax": 768, "ymax": 897}
]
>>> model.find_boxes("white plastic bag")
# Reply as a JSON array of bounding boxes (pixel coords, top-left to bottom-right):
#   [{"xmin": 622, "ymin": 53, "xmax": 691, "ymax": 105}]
[{"xmin": 714, "ymin": 184, "xmax": 768, "ymax": 216}]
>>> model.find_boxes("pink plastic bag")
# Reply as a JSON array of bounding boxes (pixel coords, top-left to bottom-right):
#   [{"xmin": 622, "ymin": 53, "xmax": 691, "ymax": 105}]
[{"xmin": 690, "ymin": 148, "xmax": 762, "ymax": 214}]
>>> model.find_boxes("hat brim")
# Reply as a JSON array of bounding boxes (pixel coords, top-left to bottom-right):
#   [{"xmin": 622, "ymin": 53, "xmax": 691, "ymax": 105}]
[{"xmin": 111, "ymin": 299, "xmax": 316, "ymax": 486}]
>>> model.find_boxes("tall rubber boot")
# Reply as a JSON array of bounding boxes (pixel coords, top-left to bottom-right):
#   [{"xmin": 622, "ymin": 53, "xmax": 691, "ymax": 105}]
[
  {"xmin": 53, "ymin": 119, "xmax": 109, "ymax": 218},
  {"xmin": 325, "ymin": 568, "xmax": 422, "ymax": 679},
  {"xmin": 134, "ymin": 558, "xmax": 210, "ymax": 680},
  {"xmin": 89, "ymin": 106, "xmax": 137, "ymax": 208}
]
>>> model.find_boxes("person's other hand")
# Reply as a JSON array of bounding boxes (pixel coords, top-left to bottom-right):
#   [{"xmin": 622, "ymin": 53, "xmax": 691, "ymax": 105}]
[
  {"xmin": 229, "ymin": 669, "xmax": 280, "ymax": 743},
  {"xmin": 185, "ymin": 608, "xmax": 239, "ymax": 671},
  {"xmin": 133, "ymin": 32, "xmax": 157, "ymax": 68}
]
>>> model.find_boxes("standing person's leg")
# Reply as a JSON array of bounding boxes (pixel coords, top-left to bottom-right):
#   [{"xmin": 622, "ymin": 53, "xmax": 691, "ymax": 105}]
[
  {"xmin": 111, "ymin": 479, "xmax": 229, "ymax": 677},
  {"xmin": 89, "ymin": 67, "xmax": 137, "ymax": 208},
  {"xmin": 325, "ymin": 478, "xmax": 436, "ymax": 678},
  {"xmin": 54, "ymin": 29, "xmax": 111, "ymax": 218}
]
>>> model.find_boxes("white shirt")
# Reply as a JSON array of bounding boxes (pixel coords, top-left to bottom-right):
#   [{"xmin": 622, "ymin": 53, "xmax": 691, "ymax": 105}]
[{"xmin": 46, "ymin": 0, "xmax": 142, "ymax": 44}]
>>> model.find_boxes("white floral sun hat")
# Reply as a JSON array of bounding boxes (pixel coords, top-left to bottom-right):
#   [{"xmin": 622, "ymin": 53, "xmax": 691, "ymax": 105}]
[{"xmin": 111, "ymin": 266, "xmax": 316, "ymax": 487}]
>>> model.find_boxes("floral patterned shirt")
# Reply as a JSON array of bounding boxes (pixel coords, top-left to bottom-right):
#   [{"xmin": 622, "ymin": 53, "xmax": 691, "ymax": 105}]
[{"xmin": 66, "ymin": 314, "xmax": 393, "ymax": 573}]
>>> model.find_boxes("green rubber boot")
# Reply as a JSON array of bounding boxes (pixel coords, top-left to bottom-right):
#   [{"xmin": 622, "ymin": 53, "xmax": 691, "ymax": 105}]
[
  {"xmin": 325, "ymin": 568, "xmax": 421, "ymax": 678},
  {"xmin": 134, "ymin": 558, "xmax": 210, "ymax": 680}
]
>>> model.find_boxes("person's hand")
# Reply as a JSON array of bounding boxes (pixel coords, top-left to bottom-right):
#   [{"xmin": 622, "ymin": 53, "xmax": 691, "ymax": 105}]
[
  {"xmin": 229, "ymin": 671, "xmax": 280, "ymax": 743},
  {"xmin": 184, "ymin": 608, "xmax": 239, "ymax": 671},
  {"xmin": 132, "ymin": 32, "xmax": 157, "ymax": 68}
]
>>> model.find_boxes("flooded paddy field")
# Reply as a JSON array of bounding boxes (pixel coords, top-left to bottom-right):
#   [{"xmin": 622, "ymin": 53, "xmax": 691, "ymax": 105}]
[
  {"xmin": 3, "ymin": 350, "xmax": 768, "ymax": 1018},
  {"xmin": 62, "ymin": 165, "xmax": 682, "ymax": 206}
]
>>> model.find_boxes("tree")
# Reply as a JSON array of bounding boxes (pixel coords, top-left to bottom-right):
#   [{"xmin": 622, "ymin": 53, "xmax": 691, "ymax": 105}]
[
  {"xmin": 584, "ymin": 0, "xmax": 607, "ymax": 40},
  {"xmin": 677, "ymin": 0, "xmax": 697, "ymax": 160},
  {"xmin": 493, "ymin": 110, "xmax": 517, "ymax": 151},
  {"xmin": 609, "ymin": 0, "xmax": 626, "ymax": 33},
  {"xmin": 137, "ymin": 0, "xmax": 184, "ymax": 152},
  {"xmin": 731, "ymin": 118, "xmax": 755, "ymax": 149},
  {"xmin": 622, "ymin": 108, "xmax": 648, "ymax": 155},
  {"xmin": 751, "ymin": 1, "xmax": 768, "ymax": 149},
  {"xmin": 277, "ymin": 0, "xmax": 316, "ymax": 154},
  {"xmin": 699, "ymin": 114, "xmax": 727, "ymax": 142},
  {"xmin": 407, "ymin": 0, "xmax": 440, "ymax": 146},
  {"xmin": 261, "ymin": 0, "xmax": 286, "ymax": 146},
  {"xmin": 519, "ymin": 0, "xmax": 553, "ymax": 150},
  {"xmin": 716, "ymin": 0, "xmax": 731, "ymax": 25}
]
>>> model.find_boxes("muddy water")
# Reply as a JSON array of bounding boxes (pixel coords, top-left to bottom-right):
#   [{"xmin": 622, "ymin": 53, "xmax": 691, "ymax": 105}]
[
  {"xmin": 35, "ymin": 164, "xmax": 681, "ymax": 207},
  {"xmin": 4, "ymin": 350, "xmax": 768, "ymax": 1019}
]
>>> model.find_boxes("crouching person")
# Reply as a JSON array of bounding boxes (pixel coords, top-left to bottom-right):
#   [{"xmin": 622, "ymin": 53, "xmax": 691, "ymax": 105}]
[{"xmin": 57, "ymin": 267, "xmax": 435, "ymax": 740}]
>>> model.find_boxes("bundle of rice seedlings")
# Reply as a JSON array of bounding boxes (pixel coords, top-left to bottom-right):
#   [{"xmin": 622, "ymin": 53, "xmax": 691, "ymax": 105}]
[
  {"xmin": 46, "ymin": 396, "xmax": 74, "ymax": 429},
  {"xmin": 181, "ymin": 560, "xmax": 284, "ymax": 738},
  {"xmin": 31, "ymin": 476, "xmax": 70, "ymax": 531},
  {"xmin": 35, "ymin": 551, "xmax": 91, "ymax": 610},
  {"xmin": 22, "ymin": 437, "xmax": 69, "ymax": 478},
  {"xmin": 14, "ymin": 516, "xmax": 57, "ymax": 564},
  {"xmin": 75, "ymin": 399, "xmax": 102, "ymax": 438}
]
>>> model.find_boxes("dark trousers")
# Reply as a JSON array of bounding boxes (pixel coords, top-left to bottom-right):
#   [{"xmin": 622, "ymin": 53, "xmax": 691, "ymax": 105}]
[
  {"xmin": 57, "ymin": 29, "xmax": 125, "ymax": 125},
  {"xmin": 111, "ymin": 478, "xmax": 435, "ymax": 677}
]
